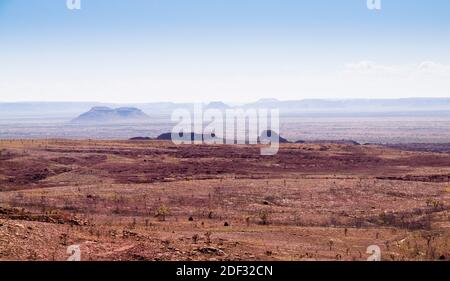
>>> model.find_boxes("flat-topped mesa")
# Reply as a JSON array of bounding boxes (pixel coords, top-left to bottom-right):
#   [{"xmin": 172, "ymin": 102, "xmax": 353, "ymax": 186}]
[{"xmin": 71, "ymin": 107, "xmax": 151, "ymax": 124}]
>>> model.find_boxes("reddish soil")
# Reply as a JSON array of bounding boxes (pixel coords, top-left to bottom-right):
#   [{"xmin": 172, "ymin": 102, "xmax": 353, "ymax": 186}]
[{"xmin": 0, "ymin": 139, "xmax": 449, "ymax": 261}]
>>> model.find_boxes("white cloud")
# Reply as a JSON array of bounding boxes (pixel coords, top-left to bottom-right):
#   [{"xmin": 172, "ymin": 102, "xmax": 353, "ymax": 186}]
[
  {"xmin": 345, "ymin": 61, "xmax": 398, "ymax": 74},
  {"xmin": 418, "ymin": 61, "xmax": 450, "ymax": 76},
  {"xmin": 338, "ymin": 61, "xmax": 450, "ymax": 99},
  {"xmin": 345, "ymin": 61, "xmax": 450, "ymax": 77}
]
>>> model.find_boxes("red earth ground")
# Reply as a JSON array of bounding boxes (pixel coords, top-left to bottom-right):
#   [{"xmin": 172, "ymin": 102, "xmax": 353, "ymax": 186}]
[{"xmin": 0, "ymin": 139, "xmax": 449, "ymax": 261}]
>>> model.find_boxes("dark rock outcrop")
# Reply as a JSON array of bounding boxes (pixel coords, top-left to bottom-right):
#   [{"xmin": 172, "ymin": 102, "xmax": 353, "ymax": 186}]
[
  {"xmin": 156, "ymin": 132, "xmax": 217, "ymax": 141},
  {"xmin": 129, "ymin": 137, "xmax": 152, "ymax": 141},
  {"xmin": 259, "ymin": 130, "xmax": 290, "ymax": 144}
]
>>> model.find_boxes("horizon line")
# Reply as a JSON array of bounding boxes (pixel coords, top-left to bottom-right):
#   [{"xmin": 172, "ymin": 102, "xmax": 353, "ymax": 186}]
[{"xmin": 2, "ymin": 97, "xmax": 450, "ymax": 104}]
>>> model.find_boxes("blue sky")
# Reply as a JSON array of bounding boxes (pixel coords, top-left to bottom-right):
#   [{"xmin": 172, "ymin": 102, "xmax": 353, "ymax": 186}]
[{"xmin": 1, "ymin": 0, "xmax": 450, "ymax": 103}]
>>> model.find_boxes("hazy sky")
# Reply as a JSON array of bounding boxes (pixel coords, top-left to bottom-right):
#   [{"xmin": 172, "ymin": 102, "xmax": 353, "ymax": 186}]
[{"xmin": 1, "ymin": 0, "xmax": 450, "ymax": 103}]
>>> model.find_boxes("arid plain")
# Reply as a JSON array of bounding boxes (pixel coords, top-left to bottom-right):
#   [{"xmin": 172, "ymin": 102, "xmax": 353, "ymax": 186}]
[{"xmin": 0, "ymin": 139, "xmax": 449, "ymax": 261}]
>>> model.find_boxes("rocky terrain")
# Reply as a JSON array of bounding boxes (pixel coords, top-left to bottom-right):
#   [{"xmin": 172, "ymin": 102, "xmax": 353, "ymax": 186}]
[{"xmin": 0, "ymin": 139, "xmax": 449, "ymax": 261}]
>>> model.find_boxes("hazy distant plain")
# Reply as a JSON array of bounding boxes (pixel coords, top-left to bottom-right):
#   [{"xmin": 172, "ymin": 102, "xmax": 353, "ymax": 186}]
[
  {"xmin": 2, "ymin": 115, "xmax": 450, "ymax": 144},
  {"xmin": 3, "ymin": 99, "xmax": 450, "ymax": 143}
]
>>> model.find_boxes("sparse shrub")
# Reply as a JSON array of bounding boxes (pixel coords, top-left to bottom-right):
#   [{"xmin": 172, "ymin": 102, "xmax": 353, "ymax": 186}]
[
  {"xmin": 192, "ymin": 234, "xmax": 199, "ymax": 244},
  {"xmin": 155, "ymin": 205, "xmax": 170, "ymax": 221},
  {"xmin": 378, "ymin": 211, "xmax": 396, "ymax": 226},
  {"xmin": 59, "ymin": 233, "xmax": 68, "ymax": 246},
  {"xmin": 328, "ymin": 239, "xmax": 334, "ymax": 251},
  {"xmin": 204, "ymin": 232, "xmax": 212, "ymax": 245},
  {"xmin": 426, "ymin": 199, "xmax": 444, "ymax": 211},
  {"xmin": 130, "ymin": 218, "xmax": 137, "ymax": 229},
  {"xmin": 258, "ymin": 210, "xmax": 270, "ymax": 225},
  {"xmin": 422, "ymin": 231, "xmax": 440, "ymax": 260}
]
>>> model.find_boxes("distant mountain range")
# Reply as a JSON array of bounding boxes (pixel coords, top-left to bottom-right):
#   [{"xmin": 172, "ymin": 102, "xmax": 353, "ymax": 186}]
[
  {"xmin": 244, "ymin": 98, "xmax": 450, "ymax": 112},
  {"xmin": 3, "ymin": 98, "xmax": 450, "ymax": 119},
  {"xmin": 71, "ymin": 107, "xmax": 151, "ymax": 124}
]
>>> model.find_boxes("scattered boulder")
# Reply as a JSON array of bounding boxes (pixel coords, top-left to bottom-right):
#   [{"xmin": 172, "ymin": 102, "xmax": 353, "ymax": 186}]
[{"xmin": 197, "ymin": 247, "xmax": 225, "ymax": 256}]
